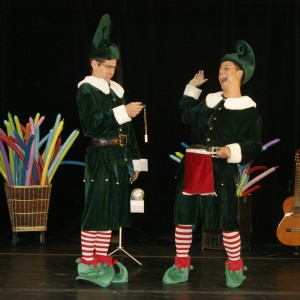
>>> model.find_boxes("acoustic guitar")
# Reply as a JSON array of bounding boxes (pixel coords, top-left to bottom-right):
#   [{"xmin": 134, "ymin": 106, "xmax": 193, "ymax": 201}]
[{"xmin": 276, "ymin": 149, "xmax": 300, "ymax": 246}]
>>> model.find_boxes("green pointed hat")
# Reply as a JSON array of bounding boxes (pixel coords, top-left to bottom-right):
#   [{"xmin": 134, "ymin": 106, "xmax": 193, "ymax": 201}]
[
  {"xmin": 89, "ymin": 14, "xmax": 120, "ymax": 60},
  {"xmin": 221, "ymin": 40, "xmax": 255, "ymax": 85}
]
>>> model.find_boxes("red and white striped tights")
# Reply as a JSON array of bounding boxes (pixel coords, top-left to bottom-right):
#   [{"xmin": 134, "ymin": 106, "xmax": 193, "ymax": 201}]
[
  {"xmin": 175, "ymin": 225, "xmax": 193, "ymax": 257},
  {"xmin": 174, "ymin": 225, "xmax": 241, "ymax": 262},
  {"xmin": 81, "ymin": 230, "xmax": 112, "ymax": 261},
  {"xmin": 222, "ymin": 231, "xmax": 241, "ymax": 261}
]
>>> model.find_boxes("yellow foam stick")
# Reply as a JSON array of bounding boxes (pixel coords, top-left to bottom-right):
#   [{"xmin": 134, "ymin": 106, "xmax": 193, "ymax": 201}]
[
  {"xmin": 34, "ymin": 112, "xmax": 40, "ymax": 125},
  {"xmin": 0, "ymin": 151, "xmax": 5, "ymax": 168},
  {"xmin": 40, "ymin": 120, "xmax": 64, "ymax": 185},
  {"xmin": 13, "ymin": 115, "xmax": 24, "ymax": 142},
  {"xmin": 236, "ymin": 173, "xmax": 249, "ymax": 196},
  {"xmin": 0, "ymin": 164, "xmax": 8, "ymax": 182},
  {"xmin": 48, "ymin": 130, "xmax": 80, "ymax": 183},
  {"xmin": 175, "ymin": 152, "xmax": 184, "ymax": 159},
  {"xmin": 7, "ymin": 112, "xmax": 16, "ymax": 133}
]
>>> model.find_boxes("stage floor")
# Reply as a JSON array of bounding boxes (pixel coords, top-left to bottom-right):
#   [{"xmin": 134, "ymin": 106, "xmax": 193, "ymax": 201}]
[{"xmin": 0, "ymin": 233, "xmax": 300, "ymax": 300}]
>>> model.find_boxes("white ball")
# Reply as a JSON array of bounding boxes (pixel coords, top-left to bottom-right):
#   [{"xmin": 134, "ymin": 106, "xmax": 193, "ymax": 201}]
[{"xmin": 131, "ymin": 188, "xmax": 144, "ymax": 200}]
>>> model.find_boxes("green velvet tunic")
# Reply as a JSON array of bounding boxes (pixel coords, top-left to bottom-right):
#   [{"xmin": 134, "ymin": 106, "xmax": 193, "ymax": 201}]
[
  {"xmin": 76, "ymin": 79, "xmax": 140, "ymax": 231},
  {"xmin": 174, "ymin": 91, "xmax": 262, "ymax": 231}
]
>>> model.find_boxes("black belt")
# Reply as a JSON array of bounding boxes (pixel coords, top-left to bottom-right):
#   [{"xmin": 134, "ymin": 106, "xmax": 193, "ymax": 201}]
[{"xmin": 90, "ymin": 134, "xmax": 128, "ymax": 147}]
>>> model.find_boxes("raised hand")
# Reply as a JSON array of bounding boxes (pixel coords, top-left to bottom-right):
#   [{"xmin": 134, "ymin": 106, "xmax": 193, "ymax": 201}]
[{"xmin": 189, "ymin": 70, "xmax": 208, "ymax": 87}]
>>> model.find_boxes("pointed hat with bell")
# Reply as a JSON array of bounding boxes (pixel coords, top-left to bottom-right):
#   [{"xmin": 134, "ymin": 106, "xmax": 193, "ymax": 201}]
[{"xmin": 89, "ymin": 14, "xmax": 119, "ymax": 60}]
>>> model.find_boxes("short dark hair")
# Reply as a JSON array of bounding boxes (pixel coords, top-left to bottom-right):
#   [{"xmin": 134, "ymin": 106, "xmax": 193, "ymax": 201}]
[{"xmin": 89, "ymin": 58, "xmax": 105, "ymax": 66}]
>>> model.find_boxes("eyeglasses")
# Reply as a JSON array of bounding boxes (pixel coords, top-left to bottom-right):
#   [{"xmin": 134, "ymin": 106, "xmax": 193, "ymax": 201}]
[
  {"xmin": 102, "ymin": 64, "xmax": 118, "ymax": 70},
  {"xmin": 97, "ymin": 62, "xmax": 118, "ymax": 70}
]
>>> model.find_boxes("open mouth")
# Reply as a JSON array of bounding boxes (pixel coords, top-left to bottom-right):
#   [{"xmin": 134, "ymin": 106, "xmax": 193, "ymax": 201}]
[{"xmin": 220, "ymin": 76, "xmax": 228, "ymax": 84}]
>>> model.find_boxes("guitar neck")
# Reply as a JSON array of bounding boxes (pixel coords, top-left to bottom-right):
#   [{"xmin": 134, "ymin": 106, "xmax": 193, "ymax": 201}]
[{"xmin": 294, "ymin": 154, "xmax": 300, "ymax": 208}]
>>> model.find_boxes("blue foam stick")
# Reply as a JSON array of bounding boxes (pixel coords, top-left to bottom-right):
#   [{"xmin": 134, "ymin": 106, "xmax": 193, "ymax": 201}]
[
  {"xmin": 180, "ymin": 142, "xmax": 190, "ymax": 149},
  {"xmin": 60, "ymin": 160, "xmax": 85, "ymax": 167}
]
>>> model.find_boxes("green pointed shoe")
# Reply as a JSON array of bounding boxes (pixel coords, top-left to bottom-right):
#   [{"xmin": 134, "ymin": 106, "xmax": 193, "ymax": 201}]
[
  {"xmin": 225, "ymin": 265, "xmax": 246, "ymax": 288},
  {"xmin": 76, "ymin": 258, "xmax": 98, "ymax": 276},
  {"xmin": 162, "ymin": 256, "xmax": 192, "ymax": 285},
  {"xmin": 162, "ymin": 264, "xmax": 189, "ymax": 284},
  {"xmin": 76, "ymin": 263, "xmax": 102, "ymax": 286},
  {"xmin": 112, "ymin": 262, "xmax": 129, "ymax": 283},
  {"xmin": 224, "ymin": 259, "xmax": 247, "ymax": 288},
  {"xmin": 76, "ymin": 257, "xmax": 114, "ymax": 288},
  {"xmin": 94, "ymin": 263, "xmax": 115, "ymax": 287}
]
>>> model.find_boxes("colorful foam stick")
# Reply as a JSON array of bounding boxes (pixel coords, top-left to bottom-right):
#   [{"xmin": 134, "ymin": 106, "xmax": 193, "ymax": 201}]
[
  {"xmin": 0, "ymin": 139, "xmax": 13, "ymax": 184},
  {"xmin": 5, "ymin": 121, "xmax": 14, "ymax": 180},
  {"xmin": 241, "ymin": 184, "xmax": 261, "ymax": 197},
  {"xmin": 241, "ymin": 166, "xmax": 278, "ymax": 193},
  {"xmin": 21, "ymin": 135, "xmax": 34, "ymax": 185},
  {"xmin": 169, "ymin": 154, "xmax": 181, "ymax": 163},
  {"xmin": 10, "ymin": 134, "xmax": 25, "ymax": 182},
  {"xmin": 0, "ymin": 113, "xmax": 80, "ymax": 186},
  {"xmin": 236, "ymin": 173, "xmax": 250, "ymax": 196},
  {"xmin": 53, "ymin": 113, "xmax": 61, "ymax": 133},
  {"xmin": 25, "ymin": 139, "xmax": 36, "ymax": 186},
  {"xmin": 247, "ymin": 165, "xmax": 268, "ymax": 175},
  {"xmin": 34, "ymin": 112, "xmax": 40, "ymax": 125},
  {"xmin": 8, "ymin": 134, "xmax": 41, "ymax": 185},
  {"xmin": 48, "ymin": 129, "xmax": 80, "ymax": 183},
  {"xmin": 43, "ymin": 129, "xmax": 54, "ymax": 161},
  {"xmin": 238, "ymin": 162, "xmax": 251, "ymax": 180},
  {"xmin": 60, "ymin": 160, "xmax": 85, "ymax": 167},
  {"xmin": 238, "ymin": 138, "xmax": 280, "ymax": 181},
  {"xmin": 13, "ymin": 131, "xmax": 27, "ymax": 151},
  {"xmin": 34, "ymin": 125, "xmax": 40, "ymax": 162},
  {"xmin": 0, "ymin": 129, "xmax": 6, "ymax": 167},
  {"xmin": 237, "ymin": 165, "xmax": 271, "ymax": 196},
  {"xmin": 0, "ymin": 144, "xmax": 5, "ymax": 167},
  {"xmin": 37, "ymin": 115, "xmax": 45, "ymax": 127},
  {"xmin": 0, "ymin": 135, "xmax": 38, "ymax": 184},
  {"xmin": 7, "ymin": 112, "xmax": 16, "ymax": 133},
  {"xmin": 180, "ymin": 142, "xmax": 190, "ymax": 149},
  {"xmin": 175, "ymin": 152, "xmax": 184, "ymax": 159},
  {"xmin": 0, "ymin": 163, "xmax": 8, "ymax": 182},
  {"xmin": 52, "ymin": 136, "xmax": 62, "ymax": 163},
  {"xmin": 0, "ymin": 127, "xmax": 7, "ymax": 136},
  {"xmin": 262, "ymin": 138, "xmax": 280, "ymax": 151},
  {"xmin": 0, "ymin": 152, "xmax": 5, "ymax": 169},
  {"xmin": 40, "ymin": 120, "xmax": 64, "ymax": 185},
  {"xmin": 14, "ymin": 151, "xmax": 19, "ymax": 185},
  {"xmin": 29, "ymin": 117, "xmax": 35, "ymax": 134},
  {"xmin": 13, "ymin": 115, "xmax": 23, "ymax": 140},
  {"xmin": 25, "ymin": 122, "xmax": 31, "ymax": 145}
]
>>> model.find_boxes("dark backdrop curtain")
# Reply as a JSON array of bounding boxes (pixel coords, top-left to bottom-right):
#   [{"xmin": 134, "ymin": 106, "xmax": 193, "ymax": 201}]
[{"xmin": 0, "ymin": 0, "xmax": 299, "ymax": 245}]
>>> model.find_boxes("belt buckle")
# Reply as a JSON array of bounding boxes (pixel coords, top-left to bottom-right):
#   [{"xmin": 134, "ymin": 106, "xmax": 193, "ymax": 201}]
[
  {"xmin": 211, "ymin": 146, "xmax": 220, "ymax": 158},
  {"xmin": 119, "ymin": 134, "xmax": 128, "ymax": 147}
]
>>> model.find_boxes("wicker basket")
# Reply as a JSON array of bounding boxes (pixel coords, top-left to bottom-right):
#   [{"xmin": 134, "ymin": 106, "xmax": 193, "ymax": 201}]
[{"xmin": 4, "ymin": 183, "xmax": 52, "ymax": 232}]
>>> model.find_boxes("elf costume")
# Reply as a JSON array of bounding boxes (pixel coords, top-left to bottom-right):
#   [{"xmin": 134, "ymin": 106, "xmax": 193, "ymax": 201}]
[
  {"xmin": 75, "ymin": 14, "xmax": 141, "ymax": 287},
  {"xmin": 162, "ymin": 40, "xmax": 262, "ymax": 288}
]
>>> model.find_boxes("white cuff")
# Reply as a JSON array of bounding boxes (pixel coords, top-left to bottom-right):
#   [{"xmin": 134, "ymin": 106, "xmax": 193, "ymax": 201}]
[
  {"xmin": 183, "ymin": 84, "xmax": 202, "ymax": 100},
  {"xmin": 226, "ymin": 143, "xmax": 242, "ymax": 163},
  {"xmin": 113, "ymin": 105, "xmax": 132, "ymax": 125}
]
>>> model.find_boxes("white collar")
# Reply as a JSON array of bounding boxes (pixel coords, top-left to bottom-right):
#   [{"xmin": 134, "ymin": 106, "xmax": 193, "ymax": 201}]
[
  {"xmin": 206, "ymin": 91, "xmax": 256, "ymax": 110},
  {"xmin": 77, "ymin": 76, "xmax": 124, "ymax": 98}
]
